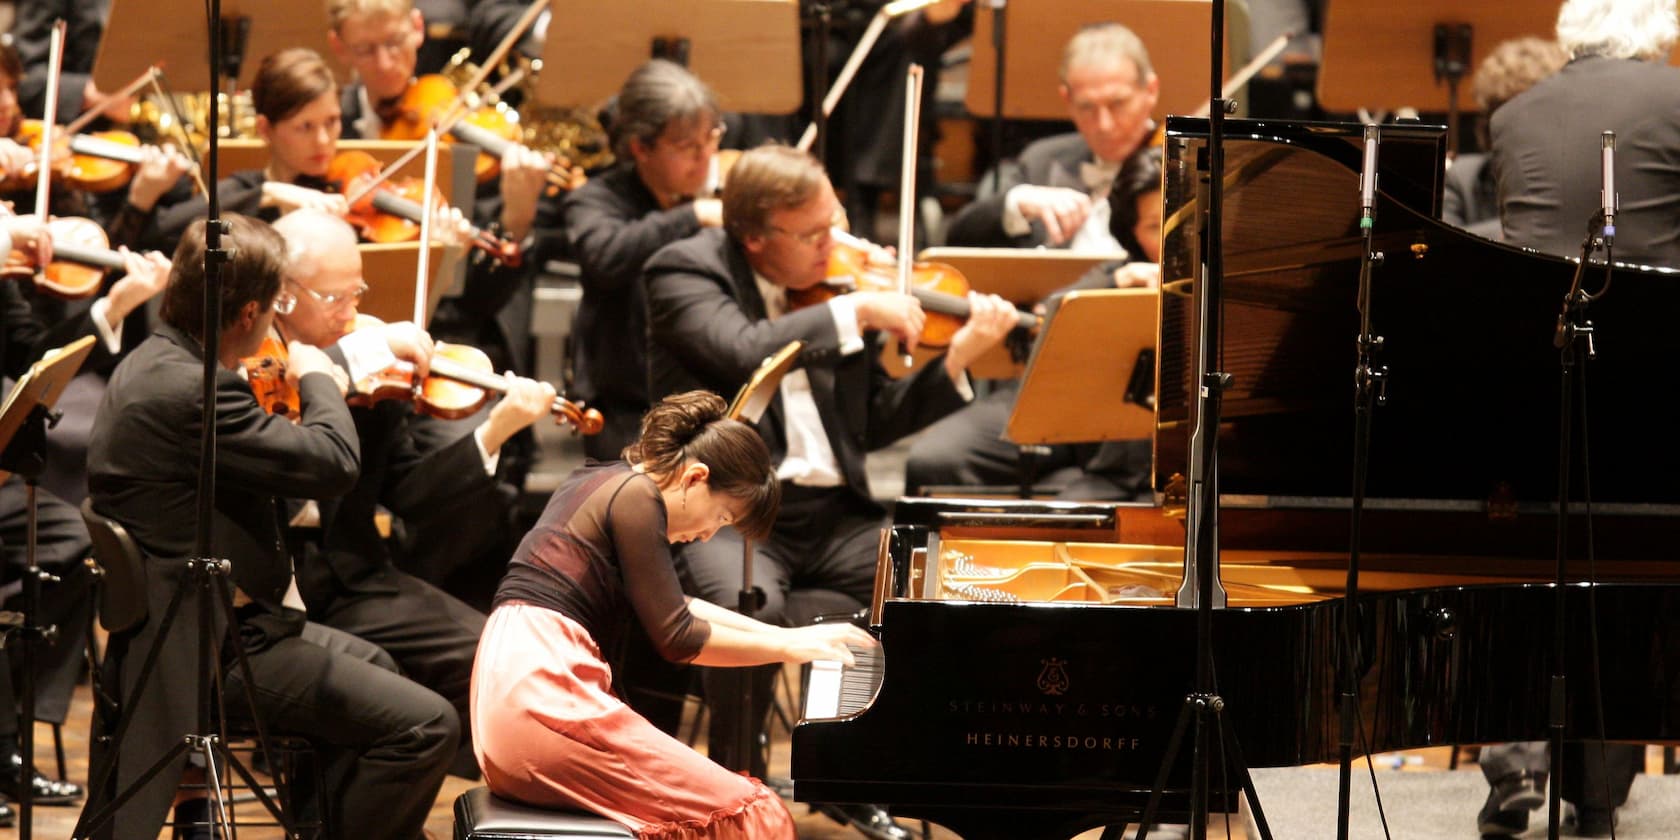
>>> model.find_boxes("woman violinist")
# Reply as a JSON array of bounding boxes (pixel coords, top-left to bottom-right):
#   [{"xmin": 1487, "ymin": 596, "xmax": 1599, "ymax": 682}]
[
  {"xmin": 473, "ymin": 389, "xmax": 874, "ymax": 839},
  {"xmin": 141, "ymin": 48, "xmax": 476, "ymax": 254}
]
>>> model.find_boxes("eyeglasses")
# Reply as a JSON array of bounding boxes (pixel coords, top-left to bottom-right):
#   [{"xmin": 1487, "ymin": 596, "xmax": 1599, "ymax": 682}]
[
  {"xmin": 657, "ymin": 125, "xmax": 726, "ymax": 159},
  {"xmin": 345, "ymin": 32, "xmax": 413, "ymax": 62},
  {"xmin": 273, "ymin": 291, "xmax": 298, "ymax": 316},
  {"xmin": 289, "ymin": 278, "xmax": 369, "ymax": 308},
  {"xmin": 767, "ymin": 208, "xmax": 843, "ymax": 248}
]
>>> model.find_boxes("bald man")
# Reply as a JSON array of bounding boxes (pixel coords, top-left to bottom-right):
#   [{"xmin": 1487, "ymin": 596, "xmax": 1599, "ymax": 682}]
[{"xmin": 271, "ymin": 210, "xmax": 555, "ymax": 777}]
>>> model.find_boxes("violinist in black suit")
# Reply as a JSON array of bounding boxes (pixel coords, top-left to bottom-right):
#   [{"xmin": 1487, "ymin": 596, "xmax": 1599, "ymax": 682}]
[
  {"xmin": 645, "ymin": 145, "xmax": 1015, "ymax": 838},
  {"xmin": 560, "ymin": 59, "xmax": 725, "ymax": 462},
  {"xmin": 85, "ymin": 214, "xmax": 458, "ymax": 840},
  {"xmin": 271, "ymin": 208, "xmax": 554, "ymax": 777}
]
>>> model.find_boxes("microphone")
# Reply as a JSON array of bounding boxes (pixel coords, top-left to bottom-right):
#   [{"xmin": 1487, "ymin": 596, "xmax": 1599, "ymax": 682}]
[
  {"xmin": 1601, "ymin": 130, "xmax": 1617, "ymax": 246},
  {"xmin": 1359, "ymin": 124, "xmax": 1379, "ymax": 230}
]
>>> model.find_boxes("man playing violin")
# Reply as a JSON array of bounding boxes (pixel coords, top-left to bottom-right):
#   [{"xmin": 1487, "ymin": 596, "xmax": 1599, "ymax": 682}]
[
  {"xmin": 327, "ymin": 0, "xmax": 552, "ymax": 248},
  {"xmin": 644, "ymin": 144, "xmax": 1015, "ymax": 839},
  {"xmin": 270, "ymin": 207, "xmax": 555, "ymax": 777},
  {"xmin": 86, "ymin": 213, "xmax": 460, "ymax": 840}
]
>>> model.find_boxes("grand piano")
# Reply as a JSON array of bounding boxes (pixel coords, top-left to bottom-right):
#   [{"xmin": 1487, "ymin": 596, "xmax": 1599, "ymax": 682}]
[{"xmin": 790, "ymin": 118, "xmax": 1680, "ymax": 839}]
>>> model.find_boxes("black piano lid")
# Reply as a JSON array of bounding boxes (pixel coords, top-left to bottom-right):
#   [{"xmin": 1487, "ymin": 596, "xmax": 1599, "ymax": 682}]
[{"xmin": 1154, "ymin": 116, "xmax": 1680, "ymax": 506}]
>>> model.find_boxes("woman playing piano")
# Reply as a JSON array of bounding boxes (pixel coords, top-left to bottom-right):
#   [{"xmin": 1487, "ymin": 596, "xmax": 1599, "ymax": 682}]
[{"xmin": 471, "ymin": 390, "xmax": 874, "ymax": 839}]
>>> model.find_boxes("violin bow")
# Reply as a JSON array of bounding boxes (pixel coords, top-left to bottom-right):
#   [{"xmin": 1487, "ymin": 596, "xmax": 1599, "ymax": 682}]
[
  {"xmin": 893, "ymin": 63, "xmax": 925, "ymax": 366},
  {"xmin": 144, "ymin": 68, "xmax": 212, "ymax": 196},
  {"xmin": 344, "ymin": 0, "xmax": 550, "ymax": 208},
  {"xmin": 1191, "ymin": 32, "xmax": 1292, "ymax": 118},
  {"xmin": 35, "ymin": 20, "xmax": 67, "ymax": 223},
  {"xmin": 414, "ymin": 128, "xmax": 440, "ymax": 327},
  {"xmin": 796, "ymin": 0, "xmax": 941, "ymax": 153},
  {"xmin": 62, "ymin": 66, "xmax": 155, "ymax": 136}
]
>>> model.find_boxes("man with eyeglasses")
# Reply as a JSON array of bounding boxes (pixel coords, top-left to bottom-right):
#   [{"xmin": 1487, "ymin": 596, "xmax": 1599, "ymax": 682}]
[
  {"xmin": 645, "ymin": 145, "xmax": 1016, "ymax": 840},
  {"xmin": 559, "ymin": 60, "xmax": 728, "ymax": 466},
  {"xmin": 269, "ymin": 208, "xmax": 555, "ymax": 781},
  {"xmin": 945, "ymin": 22, "xmax": 1160, "ymax": 250},
  {"xmin": 327, "ymin": 0, "xmax": 552, "ymax": 376},
  {"xmin": 87, "ymin": 214, "xmax": 461, "ymax": 840}
]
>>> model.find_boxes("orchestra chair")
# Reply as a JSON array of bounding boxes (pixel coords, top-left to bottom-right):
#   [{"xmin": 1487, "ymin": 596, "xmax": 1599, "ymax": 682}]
[
  {"xmin": 453, "ymin": 785, "xmax": 635, "ymax": 839},
  {"xmin": 78, "ymin": 499, "xmax": 325, "ymax": 837}
]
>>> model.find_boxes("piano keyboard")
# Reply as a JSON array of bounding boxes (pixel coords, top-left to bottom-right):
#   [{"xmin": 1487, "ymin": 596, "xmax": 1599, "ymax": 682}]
[{"xmin": 802, "ymin": 644, "xmax": 883, "ymax": 720}]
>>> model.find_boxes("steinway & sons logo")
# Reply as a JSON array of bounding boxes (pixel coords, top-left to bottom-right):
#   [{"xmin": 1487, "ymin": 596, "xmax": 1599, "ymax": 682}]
[{"xmin": 946, "ymin": 656, "xmax": 1157, "ymax": 753}]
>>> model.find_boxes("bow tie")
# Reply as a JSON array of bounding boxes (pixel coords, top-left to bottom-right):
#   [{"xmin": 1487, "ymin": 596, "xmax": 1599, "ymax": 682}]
[{"xmin": 1079, "ymin": 160, "xmax": 1121, "ymax": 194}]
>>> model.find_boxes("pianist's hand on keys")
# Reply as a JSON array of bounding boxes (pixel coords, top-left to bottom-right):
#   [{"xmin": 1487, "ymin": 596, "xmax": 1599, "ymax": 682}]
[{"xmin": 781, "ymin": 622, "xmax": 876, "ymax": 666}]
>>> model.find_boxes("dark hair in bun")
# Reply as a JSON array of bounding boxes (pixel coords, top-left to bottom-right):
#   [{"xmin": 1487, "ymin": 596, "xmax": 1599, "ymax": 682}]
[{"xmin": 623, "ymin": 391, "xmax": 780, "ymax": 540}]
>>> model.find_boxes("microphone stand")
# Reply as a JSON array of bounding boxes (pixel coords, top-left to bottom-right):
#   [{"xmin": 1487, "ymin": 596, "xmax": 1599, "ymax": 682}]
[
  {"xmin": 1335, "ymin": 124, "xmax": 1388, "ymax": 840},
  {"xmin": 72, "ymin": 3, "xmax": 298, "ymax": 837},
  {"xmin": 1133, "ymin": 0, "xmax": 1272, "ymax": 837},
  {"xmin": 1545, "ymin": 209, "xmax": 1611, "ymax": 840}
]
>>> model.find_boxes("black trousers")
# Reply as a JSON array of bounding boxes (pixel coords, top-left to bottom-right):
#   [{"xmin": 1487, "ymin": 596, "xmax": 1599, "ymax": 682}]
[
  {"xmin": 222, "ymin": 619, "xmax": 459, "ymax": 840},
  {"xmin": 675, "ymin": 485, "xmax": 881, "ymax": 776},
  {"xmin": 311, "ymin": 569, "xmax": 487, "ymax": 778}
]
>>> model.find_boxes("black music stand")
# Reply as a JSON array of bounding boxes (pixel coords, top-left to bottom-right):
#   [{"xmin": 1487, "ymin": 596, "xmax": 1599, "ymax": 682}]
[
  {"xmin": 0, "ymin": 337, "xmax": 94, "ymax": 840},
  {"xmin": 1318, "ymin": 0, "xmax": 1558, "ymax": 155},
  {"xmin": 707, "ymin": 341, "xmax": 804, "ymax": 774},
  {"xmin": 91, "ymin": 0, "xmax": 348, "ymax": 93},
  {"xmin": 537, "ymin": 1, "xmax": 802, "ymax": 114}
]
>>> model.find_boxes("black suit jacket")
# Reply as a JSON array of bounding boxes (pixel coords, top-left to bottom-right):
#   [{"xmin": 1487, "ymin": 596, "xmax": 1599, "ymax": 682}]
[
  {"xmin": 644, "ymin": 228, "xmax": 967, "ymax": 507},
  {"xmin": 561, "ymin": 163, "xmax": 701, "ymax": 408},
  {"xmin": 1491, "ymin": 56, "xmax": 1680, "ymax": 267},
  {"xmin": 84, "ymin": 325, "xmax": 359, "ymax": 840},
  {"xmin": 297, "ymin": 398, "xmax": 493, "ymax": 614},
  {"xmin": 944, "ymin": 132, "xmax": 1096, "ymax": 248}
]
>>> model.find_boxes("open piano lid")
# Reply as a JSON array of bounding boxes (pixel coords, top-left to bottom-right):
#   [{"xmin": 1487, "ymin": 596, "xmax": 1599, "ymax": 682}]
[{"xmin": 1155, "ymin": 116, "xmax": 1680, "ymax": 507}]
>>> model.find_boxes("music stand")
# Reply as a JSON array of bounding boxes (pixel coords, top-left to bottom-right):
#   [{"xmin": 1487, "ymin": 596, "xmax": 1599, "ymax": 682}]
[
  {"xmin": 538, "ymin": 1, "xmax": 802, "ymax": 113},
  {"xmin": 729, "ymin": 340, "xmax": 803, "ymax": 423},
  {"xmin": 0, "ymin": 336, "xmax": 95, "ymax": 837},
  {"xmin": 964, "ymin": 0, "xmax": 1249, "ymax": 121},
  {"xmin": 0, "ymin": 338, "xmax": 95, "ymax": 483},
  {"xmin": 1319, "ymin": 0, "xmax": 1558, "ymax": 154},
  {"xmin": 918, "ymin": 247, "xmax": 1125, "ymax": 378},
  {"xmin": 91, "ymin": 0, "xmax": 348, "ymax": 93},
  {"xmin": 1006, "ymin": 289, "xmax": 1157, "ymax": 446},
  {"xmin": 360, "ymin": 242, "xmax": 451, "ymax": 326},
  {"xmin": 713, "ymin": 340, "xmax": 803, "ymax": 775}
]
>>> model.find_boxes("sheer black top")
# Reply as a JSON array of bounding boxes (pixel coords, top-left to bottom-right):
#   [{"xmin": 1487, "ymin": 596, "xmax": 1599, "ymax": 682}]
[{"xmin": 495, "ymin": 461, "xmax": 711, "ymax": 663}]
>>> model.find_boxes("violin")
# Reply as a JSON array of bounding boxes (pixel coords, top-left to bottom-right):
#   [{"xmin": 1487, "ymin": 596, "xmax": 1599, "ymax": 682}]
[
  {"xmin": 326, "ymin": 149, "xmax": 522, "ymax": 266},
  {"xmin": 351, "ymin": 340, "xmax": 604, "ymax": 433},
  {"xmin": 380, "ymin": 74, "xmax": 585, "ymax": 195},
  {"xmin": 789, "ymin": 234, "xmax": 1039, "ymax": 349},
  {"xmin": 0, "ymin": 215, "xmax": 127, "ymax": 299},
  {"xmin": 244, "ymin": 335, "xmax": 300, "ymax": 420},
  {"xmin": 11, "ymin": 119, "xmax": 144, "ymax": 193}
]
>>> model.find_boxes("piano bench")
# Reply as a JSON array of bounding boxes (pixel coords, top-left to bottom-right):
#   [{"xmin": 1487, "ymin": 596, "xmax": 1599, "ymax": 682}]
[{"xmin": 453, "ymin": 786, "xmax": 635, "ymax": 839}]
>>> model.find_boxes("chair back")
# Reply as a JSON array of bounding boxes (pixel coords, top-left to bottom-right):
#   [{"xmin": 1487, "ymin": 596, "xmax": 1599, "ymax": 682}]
[{"xmin": 78, "ymin": 498, "xmax": 148, "ymax": 634}]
